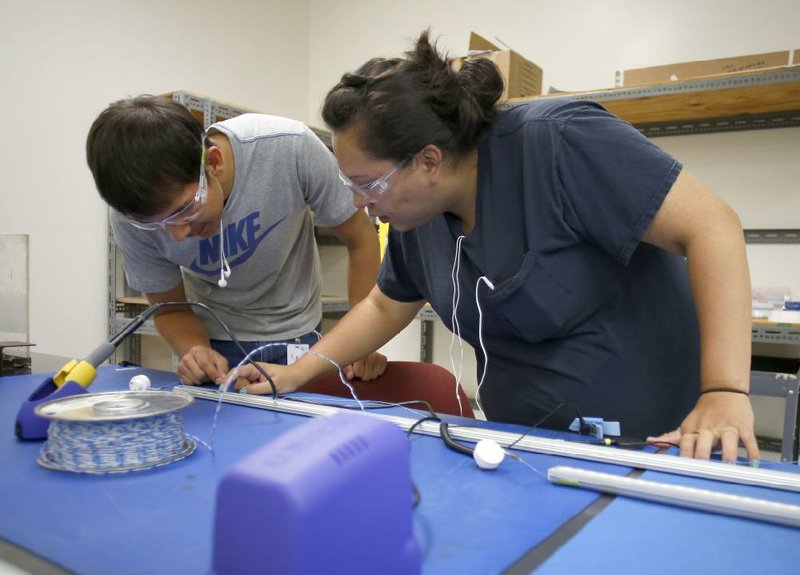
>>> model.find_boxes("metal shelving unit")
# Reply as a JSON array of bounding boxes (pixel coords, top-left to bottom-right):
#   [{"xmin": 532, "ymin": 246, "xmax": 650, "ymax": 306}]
[
  {"xmin": 513, "ymin": 66, "xmax": 800, "ymax": 247},
  {"xmin": 516, "ymin": 66, "xmax": 800, "ymax": 137}
]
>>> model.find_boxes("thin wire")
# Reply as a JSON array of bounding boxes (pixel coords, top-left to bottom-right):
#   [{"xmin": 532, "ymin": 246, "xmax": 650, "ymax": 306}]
[
  {"xmin": 210, "ymin": 341, "xmax": 369, "ymax": 451},
  {"xmin": 504, "ymin": 452, "xmax": 547, "ymax": 479},
  {"xmin": 287, "ymin": 395, "xmax": 436, "ymax": 419},
  {"xmin": 448, "ymin": 235, "xmax": 467, "ymax": 417},
  {"xmin": 40, "ymin": 414, "xmax": 192, "ymax": 474},
  {"xmin": 211, "ymin": 341, "xmax": 306, "ymax": 451},
  {"xmin": 474, "ymin": 276, "xmax": 494, "ymax": 417},
  {"xmin": 137, "ymin": 302, "xmax": 278, "ymax": 397},
  {"xmin": 306, "ymin": 350, "xmax": 365, "ymax": 411},
  {"xmin": 408, "ymin": 415, "xmax": 442, "ymax": 437},
  {"xmin": 507, "ymin": 402, "xmax": 586, "ymax": 450}
]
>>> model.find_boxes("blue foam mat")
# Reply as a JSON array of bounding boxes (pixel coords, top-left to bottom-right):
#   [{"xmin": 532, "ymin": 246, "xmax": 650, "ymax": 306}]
[
  {"xmin": 1, "ymin": 367, "xmax": 633, "ymax": 574},
  {"xmin": 535, "ymin": 460, "xmax": 800, "ymax": 574}
]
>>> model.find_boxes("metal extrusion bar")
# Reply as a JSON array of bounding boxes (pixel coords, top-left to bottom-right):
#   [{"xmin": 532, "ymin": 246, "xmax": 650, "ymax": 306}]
[
  {"xmin": 548, "ymin": 466, "xmax": 800, "ymax": 529},
  {"xmin": 179, "ymin": 386, "xmax": 800, "ymax": 493}
]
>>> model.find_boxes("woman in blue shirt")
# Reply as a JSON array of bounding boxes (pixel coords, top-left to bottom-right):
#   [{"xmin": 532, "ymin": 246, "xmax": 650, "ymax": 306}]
[{"xmin": 233, "ymin": 30, "xmax": 757, "ymax": 463}]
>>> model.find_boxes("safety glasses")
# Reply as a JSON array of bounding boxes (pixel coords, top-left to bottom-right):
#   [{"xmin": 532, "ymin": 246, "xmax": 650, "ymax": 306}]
[
  {"xmin": 338, "ymin": 160, "xmax": 404, "ymax": 199},
  {"xmin": 128, "ymin": 147, "xmax": 208, "ymax": 231}
]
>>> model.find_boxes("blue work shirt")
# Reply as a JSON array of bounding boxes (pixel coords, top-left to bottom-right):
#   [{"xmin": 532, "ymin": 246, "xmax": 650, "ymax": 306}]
[{"xmin": 378, "ymin": 99, "xmax": 700, "ymax": 438}]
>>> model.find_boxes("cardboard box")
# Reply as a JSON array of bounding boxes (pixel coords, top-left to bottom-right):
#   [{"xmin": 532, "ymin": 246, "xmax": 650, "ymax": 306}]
[
  {"xmin": 615, "ymin": 50, "xmax": 794, "ymax": 87},
  {"xmin": 455, "ymin": 32, "xmax": 542, "ymax": 100}
]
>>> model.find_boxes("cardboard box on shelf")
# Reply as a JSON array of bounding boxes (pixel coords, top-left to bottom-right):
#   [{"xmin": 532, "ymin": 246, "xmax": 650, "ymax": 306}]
[
  {"xmin": 615, "ymin": 50, "xmax": 794, "ymax": 87},
  {"xmin": 453, "ymin": 32, "xmax": 542, "ymax": 100}
]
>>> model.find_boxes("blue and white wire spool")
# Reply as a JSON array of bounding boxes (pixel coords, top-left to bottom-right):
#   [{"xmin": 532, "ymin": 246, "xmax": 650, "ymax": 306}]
[{"xmin": 35, "ymin": 391, "xmax": 196, "ymax": 474}]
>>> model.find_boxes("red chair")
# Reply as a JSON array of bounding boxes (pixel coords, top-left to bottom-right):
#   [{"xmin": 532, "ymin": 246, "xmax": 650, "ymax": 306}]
[{"xmin": 301, "ymin": 361, "xmax": 475, "ymax": 418}]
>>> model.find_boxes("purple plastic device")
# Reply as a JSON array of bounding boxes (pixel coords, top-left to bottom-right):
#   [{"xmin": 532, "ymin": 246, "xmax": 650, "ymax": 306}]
[{"xmin": 209, "ymin": 411, "xmax": 421, "ymax": 575}]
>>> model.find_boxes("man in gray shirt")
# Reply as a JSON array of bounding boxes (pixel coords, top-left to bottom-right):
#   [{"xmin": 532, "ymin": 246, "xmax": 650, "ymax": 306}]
[{"xmin": 87, "ymin": 95, "xmax": 385, "ymax": 385}]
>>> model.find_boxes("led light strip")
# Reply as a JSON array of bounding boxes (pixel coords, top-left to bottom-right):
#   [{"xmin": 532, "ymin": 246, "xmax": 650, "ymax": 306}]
[
  {"xmin": 179, "ymin": 387, "xmax": 800, "ymax": 493},
  {"xmin": 548, "ymin": 466, "xmax": 800, "ymax": 528}
]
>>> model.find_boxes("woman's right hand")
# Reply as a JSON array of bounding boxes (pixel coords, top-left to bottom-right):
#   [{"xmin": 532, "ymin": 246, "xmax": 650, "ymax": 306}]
[{"xmin": 225, "ymin": 362, "xmax": 302, "ymax": 395}]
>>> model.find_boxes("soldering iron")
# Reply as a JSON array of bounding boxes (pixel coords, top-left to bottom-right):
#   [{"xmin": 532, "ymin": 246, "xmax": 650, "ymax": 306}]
[{"xmin": 14, "ymin": 301, "xmax": 275, "ymax": 440}]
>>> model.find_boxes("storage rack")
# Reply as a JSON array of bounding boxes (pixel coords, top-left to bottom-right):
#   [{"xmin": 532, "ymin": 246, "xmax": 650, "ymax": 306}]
[{"xmin": 513, "ymin": 65, "xmax": 800, "ymax": 245}]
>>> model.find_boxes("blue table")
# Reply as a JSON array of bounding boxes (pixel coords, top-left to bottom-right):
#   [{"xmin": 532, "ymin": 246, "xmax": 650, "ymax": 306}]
[{"xmin": 1, "ymin": 366, "xmax": 799, "ymax": 574}]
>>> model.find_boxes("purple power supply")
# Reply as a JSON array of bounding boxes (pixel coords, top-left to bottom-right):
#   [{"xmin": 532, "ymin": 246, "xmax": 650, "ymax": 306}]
[{"xmin": 209, "ymin": 411, "xmax": 421, "ymax": 575}]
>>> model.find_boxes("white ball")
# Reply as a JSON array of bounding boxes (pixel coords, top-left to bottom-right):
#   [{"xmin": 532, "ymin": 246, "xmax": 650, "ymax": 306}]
[
  {"xmin": 473, "ymin": 439, "xmax": 505, "ymax": 470},
  {"xmin": 129, "ymin": 374, "xmax": 151, "ymax": 391}
]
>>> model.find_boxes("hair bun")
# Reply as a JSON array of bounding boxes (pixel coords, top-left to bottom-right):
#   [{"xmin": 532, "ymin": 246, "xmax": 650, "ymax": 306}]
[{"xmin": 340, "ymin": 73, "xmax": 369, "ymax": 88}]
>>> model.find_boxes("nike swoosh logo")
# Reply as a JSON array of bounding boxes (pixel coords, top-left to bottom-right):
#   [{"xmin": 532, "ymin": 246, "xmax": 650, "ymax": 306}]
[{"xmin": 189, "ymin": 216, "xmax": 286, "ymax": 276}]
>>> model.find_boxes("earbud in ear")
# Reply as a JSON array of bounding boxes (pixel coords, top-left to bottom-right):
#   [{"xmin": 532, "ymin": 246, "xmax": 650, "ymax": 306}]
[{"xmin": 473, "ymin": 439, "xmax": 505, "ymax": 470}]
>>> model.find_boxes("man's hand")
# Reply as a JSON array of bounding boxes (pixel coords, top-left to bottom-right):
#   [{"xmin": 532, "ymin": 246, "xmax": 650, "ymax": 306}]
[
  {"xmin": 176, "ymin": 345, "xmax": 229, "ymax": 386},
  {"xmin": 647, "ymin": 392, "xmax": 759, "ymax": 464},
  {"xmin": 343, "ymin": 352, "xmax": 387, "ymax": 381}
]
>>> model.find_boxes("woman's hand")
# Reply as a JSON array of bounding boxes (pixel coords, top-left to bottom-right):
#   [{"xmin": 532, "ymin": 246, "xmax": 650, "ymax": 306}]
[
  {"xmin": 223, "ymin": 362, "xmax": 303, "ymax": 395},
  {"xmin": 648, "ymin": 391, "xmax": 759, "ymax": 464}
]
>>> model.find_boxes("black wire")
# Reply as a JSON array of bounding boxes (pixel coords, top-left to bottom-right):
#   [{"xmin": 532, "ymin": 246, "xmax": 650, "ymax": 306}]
[
  {"xmin": 398, "ymin": 408, "xmax": 441, "ymax": 509},
  {"xmin": 123, "ymin": 301, "xmax": 278, "ymax": 399},
  {"xmin": 506, "ymin": 402, "xmax": 586, "ymax": 450},
  {"xmin": 407, "ymin": 414, "xmax": 441, "ymax": 436},
  {"xmin": 412, "ymin": 484, "xmax": 421, "ymax": 507}
]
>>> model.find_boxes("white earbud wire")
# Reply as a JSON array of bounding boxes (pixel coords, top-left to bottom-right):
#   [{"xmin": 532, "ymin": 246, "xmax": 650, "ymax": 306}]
[
  {"xmin": 474, "ymin": 275, "xmax": 494, "ymax": 417},
  {"xmin": 449, "ymin": 235, "xmax": 467, "ymax": 417},
  {"xmin": 218, "ymin": 219, "xmax": 231, "ymax": 288}
]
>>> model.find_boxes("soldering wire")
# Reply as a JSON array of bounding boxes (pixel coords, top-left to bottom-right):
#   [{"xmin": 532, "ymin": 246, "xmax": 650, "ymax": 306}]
[
  {"xmin": 208, "ymin": 342, "xmax": 365, "ymax": 452},
  {"xmin": 40, "ymin": 413, "xmax": 193, "ymax": 474}
]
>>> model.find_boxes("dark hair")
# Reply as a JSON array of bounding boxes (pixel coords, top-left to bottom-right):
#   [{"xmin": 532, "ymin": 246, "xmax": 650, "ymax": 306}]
[
  {"xmin": 321, "ymin": 29, "xmax": 504, "ymax": 163},
  {"xmin": 86, "ymin": 95, "xmax": 204, "ymax": 217}
]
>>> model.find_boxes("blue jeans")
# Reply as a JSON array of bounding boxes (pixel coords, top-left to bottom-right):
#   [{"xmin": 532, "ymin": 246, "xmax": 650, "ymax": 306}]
[{"xmin": 210, "ymin": 324, "xmax": 321, "ymax": 368}]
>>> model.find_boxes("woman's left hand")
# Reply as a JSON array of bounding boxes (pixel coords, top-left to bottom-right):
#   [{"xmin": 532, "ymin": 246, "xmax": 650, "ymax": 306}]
[{"xmin": 647, "ymin": 392, "xmax": 760, "ymax": 464}]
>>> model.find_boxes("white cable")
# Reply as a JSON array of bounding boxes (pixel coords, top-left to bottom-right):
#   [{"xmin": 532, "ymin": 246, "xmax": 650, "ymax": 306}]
[
  {"xmin": 290, "ymin": 394, "xmax": 426, "ymax": 419},
  {"xmin": 207, "ymin": 338, "xmax": 360, "ymax": 451},
  {"xmin": 474, "ymin": 275, "xmax": 495, "ymax": 417},
  {"xmin": 548, "ymin": 466, "xmax": 800, "ymax": 529},
  {"xmin": 218, "ymin": 219, "xmax": 231, "ymax": 288},
  {"xmin": 448, "ymin": 235, "xmax": 466, "ymax": 417},
  {"xmin": 306, "ymin": 350, "xmax": 365, "ymax": 411}
]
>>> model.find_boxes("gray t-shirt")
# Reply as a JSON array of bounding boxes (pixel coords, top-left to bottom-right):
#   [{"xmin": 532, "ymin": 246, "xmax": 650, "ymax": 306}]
[{"xmin": 111, "ymin": 113, "xmax": 356, "ymax": 340}]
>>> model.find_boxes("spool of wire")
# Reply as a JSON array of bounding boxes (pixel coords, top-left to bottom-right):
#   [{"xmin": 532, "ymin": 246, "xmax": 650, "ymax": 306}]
[{"xmin": 35, "ymin": 391, "xmax": 196, "ymax": 474}]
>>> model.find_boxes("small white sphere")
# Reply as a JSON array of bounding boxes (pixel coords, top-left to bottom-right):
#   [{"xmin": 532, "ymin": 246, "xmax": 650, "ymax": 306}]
[
  {"xmin": 129, "ymin": 374, "xmax": 151, "ymax": 391},
  {"xmin": 473, "ymin": 439, "xmax": 505, "ymax": 470}
]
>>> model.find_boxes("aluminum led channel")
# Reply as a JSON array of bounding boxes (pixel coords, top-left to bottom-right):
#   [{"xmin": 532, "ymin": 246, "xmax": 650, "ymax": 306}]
[{"xmin": 179, "ymin": 386, "xmax": 800, "ymax": 493}]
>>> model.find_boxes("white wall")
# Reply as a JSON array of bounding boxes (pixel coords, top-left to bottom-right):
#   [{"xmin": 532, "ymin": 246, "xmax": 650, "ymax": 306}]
[
  {"xmin": 307, "ymin": 0, "xmax": 800, "ymax": 122},
  {"xmin": 0, "ymin": 0, "xmax": 310, "ymax": 358},
  {"xmin": 2, "ymin": 0, "xmax": 798, "ymax": 390}
]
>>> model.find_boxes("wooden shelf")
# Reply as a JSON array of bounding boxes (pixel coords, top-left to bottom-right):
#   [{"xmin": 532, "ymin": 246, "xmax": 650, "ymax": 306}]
[{"xmin": 513, "ymin": 66, "xmax": 800, "ymax": 136}]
